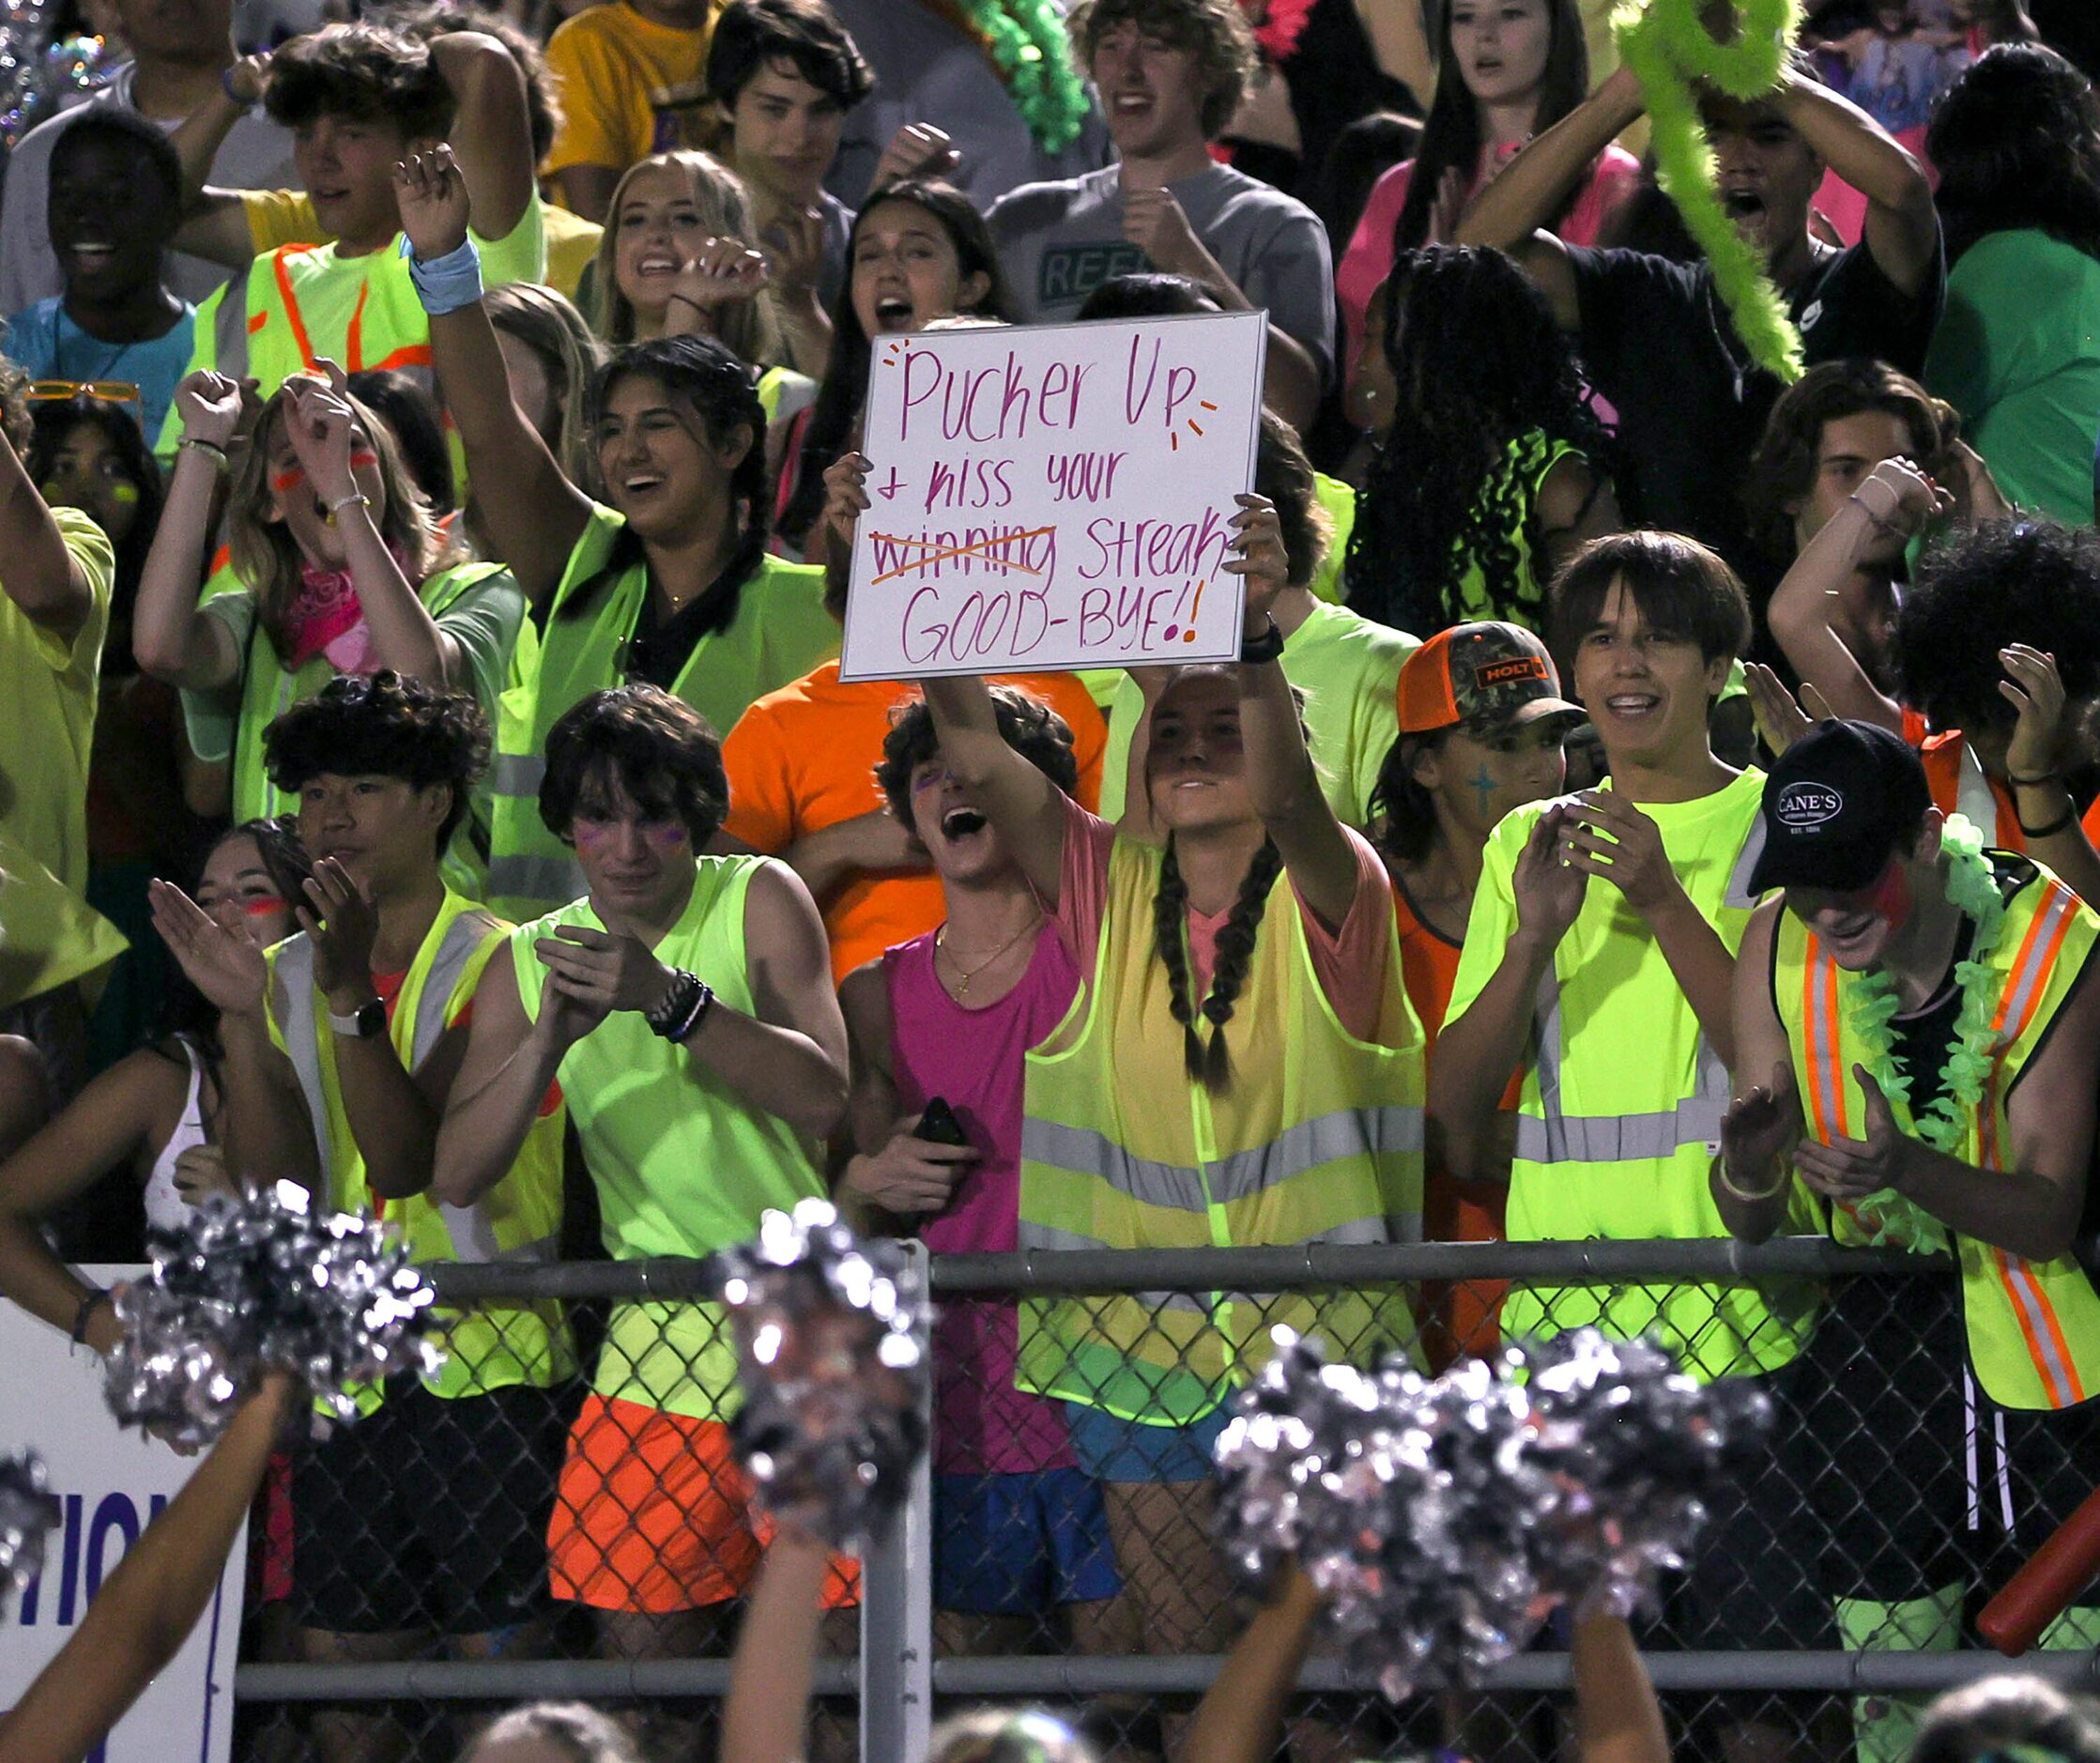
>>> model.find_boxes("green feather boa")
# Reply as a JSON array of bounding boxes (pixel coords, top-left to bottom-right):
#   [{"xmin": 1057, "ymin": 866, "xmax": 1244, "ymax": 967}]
[
  {"xmin": 1613, "ymin": 0, "xmax": 1806, "ymax": 381},
  {"xmin": 954, "ymin": 0, "xmax": 1091, "ymax": 154}
]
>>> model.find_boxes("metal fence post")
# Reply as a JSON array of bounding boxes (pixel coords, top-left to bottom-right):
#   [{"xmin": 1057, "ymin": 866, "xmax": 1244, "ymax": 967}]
[{"xmin": 861, "ymin": 1239, "xmax": 935, "ymax": 1763}]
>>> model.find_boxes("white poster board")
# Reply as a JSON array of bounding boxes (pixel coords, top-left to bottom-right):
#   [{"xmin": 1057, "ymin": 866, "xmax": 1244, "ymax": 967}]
[
  {"xmin": 0, "ymin": 1267, "xmax": 246, "ymax": 1763},
  {"xmin": 839, "ymin": 309, "xmax": 1268, "ymax": 680}
]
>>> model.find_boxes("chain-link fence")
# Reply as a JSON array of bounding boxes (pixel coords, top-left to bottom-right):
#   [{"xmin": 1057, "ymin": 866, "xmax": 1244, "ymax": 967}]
[{"xmin": 229, "ymin": 1239, "xmax": 2100, "ymax": 1763}]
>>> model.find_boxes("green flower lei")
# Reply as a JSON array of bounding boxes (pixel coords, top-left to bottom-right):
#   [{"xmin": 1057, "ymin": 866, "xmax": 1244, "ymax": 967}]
[
  {"xmin": 954, "ymin": 0, "xmax": 1091, "ymax": 154},
  {"xmin": 1613, "ymin": 0, "xmax": 1805, "ymax": 382},
  {"xmin": 1839, "ymin": 814, "xmax": 2006, "ymax": 1249}
]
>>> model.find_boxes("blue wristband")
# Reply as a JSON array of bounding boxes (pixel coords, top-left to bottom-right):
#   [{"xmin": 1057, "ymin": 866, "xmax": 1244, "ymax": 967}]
[{"xmin": 401, "ymin": 234, "xmax": 483, "ymax": 315}]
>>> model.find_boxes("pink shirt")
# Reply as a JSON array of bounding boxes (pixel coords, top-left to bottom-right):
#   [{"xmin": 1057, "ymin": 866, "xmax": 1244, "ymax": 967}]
[
  {"xmin": 884, "ymin": 925, "xmax": 1083, "ymax": 1476},
  {"xmin": 1337, "ymin": 142, "xmax": 1644, "ymax": 381},
  {"xmin": 1050, "ymin": 795, "xmax": 1397, "ymax": 1046}
]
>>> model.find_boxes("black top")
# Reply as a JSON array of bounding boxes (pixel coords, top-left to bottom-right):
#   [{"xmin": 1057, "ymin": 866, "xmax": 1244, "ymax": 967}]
[
  {"xmin": 1566, "ymin": 226, "xmax": 1946, "ymax": 587},
  {"xmin": 1889, "ymin": 917, "xmax": 1976, "ymax": 1124}
]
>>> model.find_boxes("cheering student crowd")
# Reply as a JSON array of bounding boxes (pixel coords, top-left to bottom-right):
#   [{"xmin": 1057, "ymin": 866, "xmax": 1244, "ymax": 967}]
[{"xmin": 3, "ymin": 0, "xmax": 2100, "ymax": 1756}]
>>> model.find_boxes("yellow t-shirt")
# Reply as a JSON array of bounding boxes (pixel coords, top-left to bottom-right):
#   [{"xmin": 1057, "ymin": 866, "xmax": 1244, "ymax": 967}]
[
  {"xmin": 543, "ymin": 0, "xmax": 722, "ymax": 190},
  {"xmin": 0, "ymin": 505, "xmax": 115, "ymax": 897},
  {"xmin": 244, "ymin": 188, "xmax": 603, "ymax": 303}
]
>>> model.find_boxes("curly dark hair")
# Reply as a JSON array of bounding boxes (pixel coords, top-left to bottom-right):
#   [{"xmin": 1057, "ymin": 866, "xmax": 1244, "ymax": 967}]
[
  {"xmin": 263, "ymin": 671, "xmax": 491, "ymax": 846},
  {"xmin": 1066, "ymin": 0, "xmax": 1257, "ymax": 139},
  {"xmin": 1741, "ymin": 358, "xmax": 1961, "ymax": 561},
  {"xmin": 780, "ymin": 180, "xmax": 1016, "ymax": 548},
  {"xmin": 1548, "ymin": 530, "xmax": 1752, "ymax": 672},
  {"xmin": 1896, "ymin": 517, "xmax": 2100, "ymax": 733},
  {"xmin": 706, "ymin": 0, "xmax": 875, "ymax": 110},
  {"xmin": 540, "ymin": 683, "xmax": 731, "ymax": 847},
  {"xmin": 568, "ymin": 334, "xmax": 772, "ymax": 636},
  {"xmin": 1928, "ymin": 43, "xmax": 2100, "ymax": 265},
  {"xmin": 875, "ymin": 685, "xmax": 1080, "ymax": 828},
  {"xmin": 26, "ymin": 393, "xmax": 165, "ymax": 667},
  {"xmin": 1393, "ymin": 0, "xmax": 1592, "ymax": 254},
  {"xmin": 264, "ymin": 23, "xmax": 453, "ymax": 140},
  {"xmin": 379, "ymin": 3, "xmax": 564, "ymax": 162},
  {"xmin": 0, "ymin": 358, "xmax": 31, "ymax": 452},
  {"xmin": 1344, "ymin": 245, "xmax": 1613, "ymax": 635}
]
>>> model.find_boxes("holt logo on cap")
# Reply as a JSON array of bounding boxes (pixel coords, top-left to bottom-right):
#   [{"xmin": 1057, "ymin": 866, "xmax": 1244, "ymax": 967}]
[
  {"xmin": 1775, "ymin": 782, "xmax": 1844, "ymax": 828},
  {"xmin": 1476, "ymin": 656, "xmax": 1549, "ymax": 688}
]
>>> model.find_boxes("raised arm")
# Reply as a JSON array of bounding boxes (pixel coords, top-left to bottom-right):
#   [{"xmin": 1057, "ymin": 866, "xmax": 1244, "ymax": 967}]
[
  {"xmin": 1572, "ymin": 1612, "xmax": 1672, "ymax": 1763},
  {"xmin": 147, "ymin": 880, "xmax": 323, "ymax": 1200},
  {"xmin": 1533, "ymin": 454, "xmax": 1624, "ymax": 586},
  {"xmin": 1234, "ymin": 496, "xmax": 1358, "ymax": 929},
  {"xmin": 396, "ymin": 146, "xmax": 590, "ymax": 606},
  {"xmin": 429, "ymin": 31, "xmax": 536, "ymax": 245},
  {"xmin": 719, "ymin": 1525, "xmax": 834, "ymax": 1763},
  {"xmin": 284, "ymin": 365, "xmax": 460, "ymax": 688},
  {"xmin": 825, "ymin": 450, "xmax": 1068, "ymax": 902},
  {"xmin": 0, "ymin": 413, "xmax": 93, "ymax": 641},
  {"xmin": 1772, "ymin": 64, "xmax": 1939, "ymax": 297},
  {"xmin": 168, "ymin": 53, "xmax": 268, "ymax": 270},
  {"xmin": 1714, "ymin": 900, "xmax": 1807, "ymax": 1243},
  {"xmin": 132, "ymin": 373, "xmax": 248, "ymax": 690},
  {"xmin": 1453, "ymin": 63, "xmax": 1648, "ymax": 329},
  {"xmin": 1183, "ymin": 1566, "xmax": 1322, "ymax": 1763},
  {"xmin": 0, "ymin": 1373, "xmax": 297, "ymax": 1763}
]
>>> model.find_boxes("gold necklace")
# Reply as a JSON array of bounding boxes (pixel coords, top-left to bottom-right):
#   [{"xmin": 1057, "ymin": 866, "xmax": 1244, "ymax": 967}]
[{"xmin": 935, "ymin": 910, "xmax": 1042, "ymax": 998}]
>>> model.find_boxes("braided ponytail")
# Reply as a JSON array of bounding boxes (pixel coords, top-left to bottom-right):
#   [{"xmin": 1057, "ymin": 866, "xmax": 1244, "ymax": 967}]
[
  {"xmin": 1151, "ymin": 835, "xmax": 1285, "ymax": 1096},
  {"xmin": 1153, "ymin": 836, "xmax": 1208, "ymax": 1084}
]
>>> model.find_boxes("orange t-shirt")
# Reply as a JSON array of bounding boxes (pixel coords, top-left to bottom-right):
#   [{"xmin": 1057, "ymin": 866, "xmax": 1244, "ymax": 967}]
[
  {"xmin": 721, "ymin": 662, "xmax": 1108, "ymax": 982},
  {"xmin": 1392, "ymin": 874, "xmax": 1510, "ymax": 1368}
]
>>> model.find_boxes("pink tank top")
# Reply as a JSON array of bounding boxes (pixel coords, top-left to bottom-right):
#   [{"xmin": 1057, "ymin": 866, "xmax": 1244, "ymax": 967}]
[{"xmin": 883, "ymin": 923, "xmax": 1082, "ymax": 1476}]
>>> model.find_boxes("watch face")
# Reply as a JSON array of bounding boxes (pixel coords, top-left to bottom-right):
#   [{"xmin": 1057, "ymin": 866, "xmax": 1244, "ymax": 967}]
[{"xmin": 356, "ymin": 1000, "xmax": 388, "ymax": 1036}]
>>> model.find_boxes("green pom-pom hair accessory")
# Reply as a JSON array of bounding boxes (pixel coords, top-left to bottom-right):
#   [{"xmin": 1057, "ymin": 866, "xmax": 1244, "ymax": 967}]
[{"xmin": 1614, "ymin": 0, "xmax": 1806, "ymax": 382}]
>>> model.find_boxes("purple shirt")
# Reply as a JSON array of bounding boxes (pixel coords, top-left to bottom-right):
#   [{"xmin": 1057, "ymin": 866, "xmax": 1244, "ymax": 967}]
[{"xmin": 884, "ymin": 923, "xmax": 1081, "ymax": 1476}]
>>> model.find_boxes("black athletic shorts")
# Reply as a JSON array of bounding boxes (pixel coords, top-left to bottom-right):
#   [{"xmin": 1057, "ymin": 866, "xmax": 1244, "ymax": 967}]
[{"xmin": 290, "ymin": 1377, "xmax": 571, "ymax": 1635}]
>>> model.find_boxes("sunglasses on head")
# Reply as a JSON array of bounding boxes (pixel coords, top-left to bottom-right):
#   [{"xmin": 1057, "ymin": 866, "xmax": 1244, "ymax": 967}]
[{"xmin": 26, "ymin": 379, "xmax": 140, "ymax": 404}]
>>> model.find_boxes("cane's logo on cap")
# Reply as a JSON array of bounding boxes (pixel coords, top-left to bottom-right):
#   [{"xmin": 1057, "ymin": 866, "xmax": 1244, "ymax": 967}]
[{"xmin": 1775, "ymin": 781, "xmax": 1844, "ymax": 829}]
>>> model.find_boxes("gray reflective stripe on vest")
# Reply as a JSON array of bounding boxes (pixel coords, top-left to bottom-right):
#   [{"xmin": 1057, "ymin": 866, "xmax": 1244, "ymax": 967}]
[
  {"xmin": 491, "ymin": 752, "xmax": 544, "ymax": 799},
  {"xmin": 1726, "ymin": 817, "xmax": 1768, "ymax": 909},
  {"xmin": 487, "ymin": 853, "xmax": 584, "ymax": 912},
  {"xmin": 214, "ymin": 287, "xmax": 251, "ymax": 381},
  {"xmin": 1021, "ymin": 1105, "xmax": 1421, "ymax": 1214},
  {"xmin": 1521, "ymin": 964, "xmax": 1729, "ymax": 1166},
  {"xmin": 1958, "ymin": 742, "xmax": 2000, "ymax": 838}
]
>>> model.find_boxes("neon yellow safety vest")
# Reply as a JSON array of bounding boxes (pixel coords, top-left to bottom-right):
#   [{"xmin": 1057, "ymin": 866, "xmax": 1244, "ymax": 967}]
[
  {"xmin": 1475, "ymin": 774, "xmax": 1821, "ymax": 1380},
  {"xmin": 509, "ymin": 856, "xmax": 827, "ymax": 1420},
  {"xmin": 485, "ymin": 509, "xmax": 835, "ymax": 923},
  {"xmin": 1777, "ymin": 849, "xmax": 2100, "ymax": 1411},
  {"xmin": 267, "ymin": 889, "xmax": 573, "ymax": 1404},
  {"xmin": 1015, "ymin": 837, "xmax": 1425, "ymax": 1425}
]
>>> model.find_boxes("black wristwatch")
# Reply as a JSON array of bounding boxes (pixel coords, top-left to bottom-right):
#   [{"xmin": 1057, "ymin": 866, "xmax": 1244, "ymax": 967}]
[
  {"xmin": 1239, "ymin": 613, "xmax": 1285, "ymax": 666},
  {"xmin": 327, "ymin": 997, "xmax": 388, "ymax": 1039}
]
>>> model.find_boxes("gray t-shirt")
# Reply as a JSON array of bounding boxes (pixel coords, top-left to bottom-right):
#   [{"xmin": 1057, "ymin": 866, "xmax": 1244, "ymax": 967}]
[
  {"xmin": 822, "ymin": 0, "xmax": 1111, "ymax": 214},
  {"xmin": 988, "ymin": 162, "xmax": 1337, "ymax": 388},
  {"xmin": 1, "ymin": 65, "xmax": 300, "ymax": 314}
]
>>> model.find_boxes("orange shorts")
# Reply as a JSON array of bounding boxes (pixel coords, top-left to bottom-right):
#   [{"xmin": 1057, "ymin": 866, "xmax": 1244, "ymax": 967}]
[{"xmin": 546, "ymin": 1393, "xmax": 862, "ymax": 1613}]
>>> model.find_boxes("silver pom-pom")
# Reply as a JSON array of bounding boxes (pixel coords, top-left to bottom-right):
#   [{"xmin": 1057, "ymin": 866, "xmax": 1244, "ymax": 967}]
[
  {"xmin": 1521, "ymin": 1330, "xmax": 1770, "ymax": 1620},
  {"xmin": 0, "ymin": 1451, "xmax": 59, "ymax": 1620},
  {"xmin": 720, "ymin": 1199, "xmax": 929, "ymax": 1547},
  {"xmin": 104, "ymin": 1181, "xmax": 442, "ymax": 1447},
  {"xmin": 1214, "ymin": 1327, "xmax": 1768, "ymax": 1695},
  {"xmin": 0, "ymin": 0, "xmax": 58, "ymax": 148}
]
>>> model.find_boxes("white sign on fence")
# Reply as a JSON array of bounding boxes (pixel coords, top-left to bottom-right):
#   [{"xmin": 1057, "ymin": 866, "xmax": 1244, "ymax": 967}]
[
  {"xmin": 0, "ymin": 1266, "xmax": 245, "ymax": 1763},
  {"xmin": 838, "ymin": 309, "xmax": 1268, "ymax": 681}
]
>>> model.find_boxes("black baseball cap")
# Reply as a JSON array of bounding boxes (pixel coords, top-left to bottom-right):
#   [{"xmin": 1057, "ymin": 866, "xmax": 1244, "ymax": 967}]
[{"xmin": 1747, "ymin": 719, "xmax": 1934, "ymax": 894}]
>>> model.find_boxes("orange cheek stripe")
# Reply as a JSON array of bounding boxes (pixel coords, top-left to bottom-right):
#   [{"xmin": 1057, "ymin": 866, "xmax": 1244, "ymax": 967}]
[{"xmin": 271, "ymin": 466, "xmax": 305, "ymax": 495}]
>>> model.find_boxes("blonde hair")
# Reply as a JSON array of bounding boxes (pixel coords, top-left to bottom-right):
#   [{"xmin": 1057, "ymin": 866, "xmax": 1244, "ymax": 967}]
[
  {"xmin": 484, "ymin": 281, "xmax": 607, "ymax": 492},
  {"xmin": 226, "ymin": 380, "xmax": 452, "ymax": 661},
  {"xmin": 927, "ymin": 1709, "xmax": 1096, "ymax": 1763},
  {"xmin": 591, "ymin": 150, "xmax": 786, "ymax": 368}
]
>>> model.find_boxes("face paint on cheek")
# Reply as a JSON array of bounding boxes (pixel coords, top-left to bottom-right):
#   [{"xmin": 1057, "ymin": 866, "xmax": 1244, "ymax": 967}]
[
  {"xmin": 572, "ymin": 820, "xmax": 612, "ymax": 848},
  {"xmin": 1863, "ymin": 859, "xmax": 1913, "ymax": 932},
  {"xmin": 271, "ymin": 465, "xmax": 305, "ymax": 497},
  {"xmin": 347, "ymin": 449, "xmax": 379, "ymax": 473},
  {"xmin": 643, "ymin": 821, "xmax": 689, "ymax": 849},
  {"xmin": 1470, "ymin": 765, "xmax": 1498, "ymax": 814}
]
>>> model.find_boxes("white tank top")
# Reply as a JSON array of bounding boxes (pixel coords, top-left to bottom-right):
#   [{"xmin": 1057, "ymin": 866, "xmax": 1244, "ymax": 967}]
[{"xmin": 142, "ymin": 1038, "xmax": 208, "ymax": 1236}]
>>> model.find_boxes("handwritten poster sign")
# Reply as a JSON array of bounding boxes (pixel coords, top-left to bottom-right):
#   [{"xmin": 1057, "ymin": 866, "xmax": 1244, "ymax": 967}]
[
  {"xmin": 838, "ymin": 310, "xmax": 1268, "ymax": 681},
  {"xmin": 0, "ymin": 1267, "xmax": 245, "ymax": 1763}
]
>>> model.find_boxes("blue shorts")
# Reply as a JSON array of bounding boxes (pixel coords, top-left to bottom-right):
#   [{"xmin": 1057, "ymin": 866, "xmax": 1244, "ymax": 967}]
[
  {"xmin": 1063, "ymin": 1402, "xmax": 1232, "ymax": 1483},
  {"xmin": 933, "ymin": 1467, "xmax": 1122, "ymax": 1615}
]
